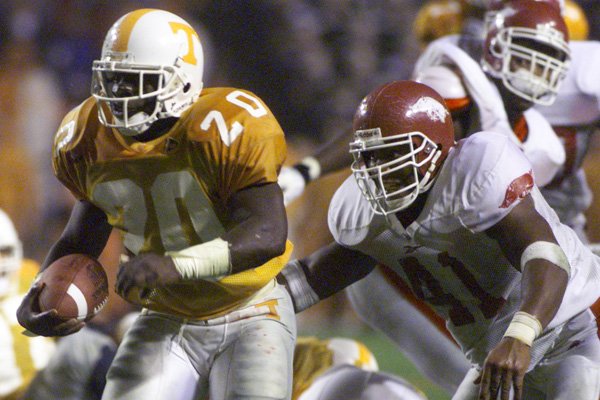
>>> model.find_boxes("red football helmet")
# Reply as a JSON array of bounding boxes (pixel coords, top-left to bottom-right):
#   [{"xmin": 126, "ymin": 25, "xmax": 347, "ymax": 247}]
[
  {"xmin": 482, "ymin": 0, "xmax": 570, "ymax": 105},
  {"xmin": 486, "ymin": 0, "xmax": 563, "ymax": 13},
  {"xmin": 350, "ymin": 81, "xmax": 455, "ymax": 215}
]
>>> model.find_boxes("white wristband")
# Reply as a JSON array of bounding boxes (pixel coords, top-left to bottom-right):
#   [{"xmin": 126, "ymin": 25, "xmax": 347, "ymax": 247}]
[
  {"xmin": 166, "ymin": 238, "xmax": 231, "ymax": 279},
  {"xmin": 503, "ymin": 311, "xmax": 543, "ymax": 347},
  {"xmin": 300, "ymin": 156, "xmax": 322, "ymax": 181},
  {"xmin": 520, "ymin": 241, "xmax": 570, "ymax": 277}
]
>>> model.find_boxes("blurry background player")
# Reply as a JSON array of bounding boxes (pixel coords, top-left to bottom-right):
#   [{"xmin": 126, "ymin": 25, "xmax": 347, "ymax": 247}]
[
  {"xmin": 293, "ymin": 337, "xmax": 427, "ymax": 400},
  {"xmin": 16, "ymin": 8, "xmax": 296, "ymax": 400},
  {"xmin": 413, "ymin": 0, "xmax": 570, "ymax": 186},
  {"xmin": 22, "ymin": 311, "xmax": 137, "ymax": 400},
  {"xmin": 0, "ymin": 209, "xmax": 55, "ymax": 400}
]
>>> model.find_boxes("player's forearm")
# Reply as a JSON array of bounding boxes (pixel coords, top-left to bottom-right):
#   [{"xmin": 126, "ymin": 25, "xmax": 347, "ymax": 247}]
[
  {"xmin": 292, "ymin": 130, "xmax": 353, "ymax": 185},
  {"xmin": 311, "ymin": 131, "xmax": 354, "ymax": 175},
  {"xmin": 279, "ymin": 242, "xmax": 376, "ymax": 312},
  {"xmin": 41, "ymin": 201, "xmax": 112, "ymax": 270},
  {"xmin": 224, "ymin": 215, "xmax": 288, "ymax": 273},
  {"xmin": 517, "ymin": 259, "xmax": 569, "ymax": 329}
]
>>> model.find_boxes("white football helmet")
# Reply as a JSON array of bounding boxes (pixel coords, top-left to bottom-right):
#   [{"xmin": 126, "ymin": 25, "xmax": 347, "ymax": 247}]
[
  {"xmin": 0, "ymin": 209, "xmax": 22, "ymax": 298},
  {"xmin": 92, "ymin": 9, "xmax": 204, "ymax": 136},
  {"xmin": 482, "ymin": 0, "xmax": 570, "ymax": 105}
]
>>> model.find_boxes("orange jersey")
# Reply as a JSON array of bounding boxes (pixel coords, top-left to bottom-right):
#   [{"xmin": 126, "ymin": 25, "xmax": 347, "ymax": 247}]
[{"xmin": 52, "ymin": 87, "xmax": 291, "ymax": 318}]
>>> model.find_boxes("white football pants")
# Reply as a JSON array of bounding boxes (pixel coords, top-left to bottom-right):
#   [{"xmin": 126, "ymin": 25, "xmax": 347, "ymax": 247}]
[
  {"xmin": 101, "ymin": 281, "xmax": 297, "ymax": 400},
  {"xmin": 346, "ymin": 267, "xmax": 471, "ymax": 395}
]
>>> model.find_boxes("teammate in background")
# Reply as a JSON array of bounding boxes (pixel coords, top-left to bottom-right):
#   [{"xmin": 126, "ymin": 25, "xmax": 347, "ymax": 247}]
[
  {"xmin": 279, "ymin": 0, "xmax": 571, "ymax": 202},
  {"xmin": 22, "ymin": 312, "xmax": 138, "ymax": 400},
  {"xmin": 16, "ymin": 9, "xmax": 295, "ymax": 400},
  {"xmin": 0, "ymin": 209, "xmax": 55, "ymax": 400},
  {"xmin": 293, "ymin": 337, "xmax": 427, "ymax": 400},
  {"xmin": 413, "ymin": 0, "xmax": 570, "ymax": 186},
  {"xmin": 281, "ymin": 80, "xmax": 600, "ymax": 399}
]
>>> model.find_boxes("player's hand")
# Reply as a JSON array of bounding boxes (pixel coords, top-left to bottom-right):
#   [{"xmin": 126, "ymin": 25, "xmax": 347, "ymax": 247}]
[
  {"xmin": 16, "ymin": 283, "xmax": 85, "ymax": 337},
  {"xmin": 476, "ymin": 337, "xmax": 531, "ymax": 400},
  {"xmin": 116, "ymin": 253, "xmax": 182, "ymax": 298},
  {"xmin": 278, "ymin": 166, "xmax": 306, "ymax": 206}
]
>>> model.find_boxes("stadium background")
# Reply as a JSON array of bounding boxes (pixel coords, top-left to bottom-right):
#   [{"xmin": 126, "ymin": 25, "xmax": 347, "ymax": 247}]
[{"xmin": 1, "ymin": 1, "xmax": 599, "ymax": 399}]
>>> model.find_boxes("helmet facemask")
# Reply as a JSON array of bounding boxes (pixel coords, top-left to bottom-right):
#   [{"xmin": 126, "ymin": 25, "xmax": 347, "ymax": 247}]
[
  {"xmin": 492, "ymin": 28, "xmax": 569, "ymax": 105},
  {"xmin": 92, "ymin": 57, "xmax": 194, "ymax": 136},
  {"xmin": 483, "ymin": 25, "xmax": 570, "ymax": 105},
  {"xmin": 350, "ymin": 128, "xmax": 442, "ymax": 216}
]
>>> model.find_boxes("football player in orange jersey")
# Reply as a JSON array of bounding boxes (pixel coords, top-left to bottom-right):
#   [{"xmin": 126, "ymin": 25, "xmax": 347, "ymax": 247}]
[
  {"xmin": 0, "ymin": 209, "xmax": 55, "ymax": 400},
  {"xmin": 16, "ymin": 8, "xmax": 296, "ymax": 400}
]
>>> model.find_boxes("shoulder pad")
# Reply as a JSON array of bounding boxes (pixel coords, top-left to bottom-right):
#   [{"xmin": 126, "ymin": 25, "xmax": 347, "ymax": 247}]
[{"xmin": 415, "ymin": 65, "xmax": 467, "ymax": 99}]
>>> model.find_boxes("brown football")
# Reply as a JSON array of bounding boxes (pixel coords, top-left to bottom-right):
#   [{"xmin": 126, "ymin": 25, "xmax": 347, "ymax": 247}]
[{"xmin": 38, "ymin": 254, "xmax": 109, "ymax": 321}]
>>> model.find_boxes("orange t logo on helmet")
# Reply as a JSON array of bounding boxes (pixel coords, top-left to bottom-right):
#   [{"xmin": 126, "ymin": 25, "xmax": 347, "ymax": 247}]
[{"xmin": 169, "ymin": 22, "xmax": 199, "ymax": 65}]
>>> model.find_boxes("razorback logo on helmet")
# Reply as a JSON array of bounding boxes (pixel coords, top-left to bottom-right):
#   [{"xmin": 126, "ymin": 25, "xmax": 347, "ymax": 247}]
[
  {"xmin": 407, "ymin": 97, "xmax": 450, "ymax": 123},
  {"xmin": 500, "ymin": 170, "xmax": 534, "ymax": 208}
]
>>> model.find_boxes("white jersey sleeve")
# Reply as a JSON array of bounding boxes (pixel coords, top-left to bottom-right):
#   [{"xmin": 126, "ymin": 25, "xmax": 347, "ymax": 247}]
[
  {"xmin": 539, "ymin": 41, "xmax": 600, "ymax": 126},
  {"xmin": 520, "ymin": 108, "xmax": 565, "ymax": 187},
  {"xmin": 449, "ymin": 132, "xmax": 535, "ymax": 232}
]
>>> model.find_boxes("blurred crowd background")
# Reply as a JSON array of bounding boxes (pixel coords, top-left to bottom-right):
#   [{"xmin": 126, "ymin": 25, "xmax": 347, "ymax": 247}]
[{"xmin": 2, "ymin": 0, "xmax": 600, "ymax": 369}]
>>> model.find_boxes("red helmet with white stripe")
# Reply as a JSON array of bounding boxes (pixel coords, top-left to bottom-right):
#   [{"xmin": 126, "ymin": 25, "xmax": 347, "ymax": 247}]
[
  {"xmin": 350, "ymin": 81, "xmax": 455, "ymax": 215},
  {"xmin": 482, "ymin": 0, "xmax": 570, "ymax": 105}
]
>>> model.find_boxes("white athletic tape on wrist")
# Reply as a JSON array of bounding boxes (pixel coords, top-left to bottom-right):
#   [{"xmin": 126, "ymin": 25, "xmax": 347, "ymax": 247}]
[
  {"xmin": 503, "ymin": 311, "xmax": 543, "ymax": 346},
  {"xmin": 520, "ymin": 241, "xmax": 570, "ymax": 277},
  {"xmin": 280, "ymin": 259, "xmax": 320, "ymax": 312},
  {"xmin": 300, "ymin": 156, "xmax": 322, "ymax": 181},
  {"xmin": 166, "ymin": 238, "xmax": 231, "ymax": 279}
]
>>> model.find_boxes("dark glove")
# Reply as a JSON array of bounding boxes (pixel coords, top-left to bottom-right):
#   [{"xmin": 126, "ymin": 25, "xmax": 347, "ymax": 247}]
[
  {"xmin": 16, "ymin": 283, "xmax": 85, "ymax": 337},
  {"xmin": 116, "ymin": 253, "xmax": 182, "ymax": 299}
]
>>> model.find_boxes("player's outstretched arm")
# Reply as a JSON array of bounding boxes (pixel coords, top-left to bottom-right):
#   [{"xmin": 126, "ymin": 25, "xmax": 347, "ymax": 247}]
[
  {"xmin": 279, "ymin": 241, "xmax": 377, "ymax": 312},
  {"xmin": 279, "ymin": 130, "xmax": 353, "ymax": 205},
  {"xmin": 479, "ymin": 194, "xmax": 569, "ymax": 400},
  {"xmin": 17, "ymin": 200, "xmax": 113, "ymax": 337}
]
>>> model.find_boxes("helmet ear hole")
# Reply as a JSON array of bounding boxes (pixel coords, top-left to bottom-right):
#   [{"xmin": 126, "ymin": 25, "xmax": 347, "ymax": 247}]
[{"xmin": 183, "ymin": 83, "xmax": 191, "ymax": 93}]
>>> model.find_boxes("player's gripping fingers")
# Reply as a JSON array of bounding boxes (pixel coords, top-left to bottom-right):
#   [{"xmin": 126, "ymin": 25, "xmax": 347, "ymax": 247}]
[
  {"xmin": 16, "ymin": 283, "xmax": 45, "ymax": 328},
  {"xmin": 17, "ymin": 284, "xmax": 85, "ymax": 337},
  {"xmin": 51, "ymin": 317, "xmax": 86, "ymax": 336},
  {"xmin": 116, "ymin": 254, "xmax": 180, "ymax": 298}
]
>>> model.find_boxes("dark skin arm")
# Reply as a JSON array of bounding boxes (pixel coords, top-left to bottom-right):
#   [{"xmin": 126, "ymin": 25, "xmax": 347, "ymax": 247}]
[
  {"xmin": 276, "ymin": 241, "xmax": 377, "ymax": 312},
  {"xmin": 478, "ymin": 194, "xmax": 569, "ymax": 400},
  {"xmin": 310, "ymin": 130, "xmax": 354, "ymax": 176},
  {"xmin": 300, "ymin": 241, "xmax": 377, "ymax": 300},
  {"xmin": 115, "ymin": 182, "xmax": 288, "ymax": 297},
  {"xmin": 17, "ymin": 200, "xmax": 113, "ymax": 337}
]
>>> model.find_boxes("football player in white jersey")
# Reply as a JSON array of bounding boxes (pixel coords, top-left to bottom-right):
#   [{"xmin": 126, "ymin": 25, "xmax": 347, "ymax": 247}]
[
  {"xmin": 0, "ymin": 209, "xmax": 55, "ymax": 399},
  {"xmin": 281, "ymin": 80, "xmax": 600, "ymax": 399},
  {"xmin": 279, "ymin": 1, "xmax": 572, "ymax": 394},
  {"xmin": 279, "ymin": 0, "xmax": 571, "ymax": 202},
  {"xmin": 16, "ymin": 9, "xmax": 296, "ymax": 400}
]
